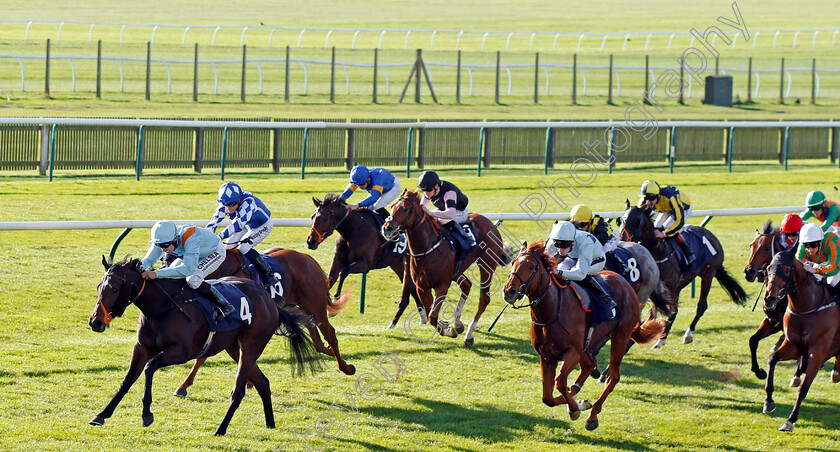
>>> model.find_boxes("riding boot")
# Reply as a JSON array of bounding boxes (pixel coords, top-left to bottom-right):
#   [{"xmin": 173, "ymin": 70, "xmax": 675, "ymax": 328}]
[
  {"xmin": 675, "ymin": 235, "xmax": 696, "ymax": 265},
  {"xmin": 246, "ymin": 250, "xmax": 282, "ymax": 298},
  {"xmin": 445, "ymin": 221, "xmax": 472, "ymax": 244},
  {"xmin": 605, "ymin": 250, "xmax": 628, "ymax": 275},
  {"xmin": 196, "ymin": 281, "xmax": 235, "ymax": 319},
  {"xmin": 376, "ymin": 207, "xmax": 390, "ymax": 221},
  {"xmin": 581, "ymin": 274, "xmax": 617, "ymax": 313}
]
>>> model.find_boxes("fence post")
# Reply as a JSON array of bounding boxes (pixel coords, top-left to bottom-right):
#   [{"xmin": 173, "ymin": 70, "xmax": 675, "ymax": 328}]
[
  {"xmin": 241, "ymin": 44, "xmax": 247, "ymax": 102},
  {"xmin": 39, "ymin": 125, "xmax": 49, "ymax": 176},
  {"xmin": 782, "ymin": 126, "xmax": 790, "ymax": 171},
  {"xmin": 811, "ymin": 58, "xmax": 816, "ymax": 104},
  {"xmin": 477, "ymin": 127, "xmax": 486, "ymax": 176},
  {"xmin": 678, "ymin": 58, "xmax": 685, "ymax": 105},
  {"xmin": 727, "ymin": 126, "xmax": 735, "ymax": 173},
  {"xmin": 415, "ymin": 49, "xmax": 422, "ymax": 103},
  {"xmin": 96, "ymin": 40, "xmax": 102, "ymax": 98},
  {"xmin": 406, "ymin": 127, "xmax": 414, "ymax": 178},
  {"xmin": 45, "ymin": 39, "xmax": 50, "ymax": 97},
  {"xmin": 483, "ymin": 129, "xmax": 491, "ymax": 168},
  {"xmin": 779, "ymin": 57, "xmax": 785, "ymax": 104},
  {"xmin": 543, "ymin": 127, "xmax": 552, "ymax": 175},
  {"xmin": 833, "ymin": 127, "xmax": 840, "ymax": 168},
  {"xmin": 456, "ymin": 50, "xmax": 461, "ymax": 104},
  {"xmin": 301, "ymin": 127, "xmax": 309, "ymax": 179},
  {"xmin": 534, "ymin": 52, "xmax": 539, "ymax": 104},
  {"xmin": 359, "ymin": 273, "xmax": 367, "ymax": 314},
  {"xmin": 145, "ymin": 41, "xmax": 151, "ymax": 101},
  {"xmin": 330, "ymin": 46, "xmax": 336, "ymax": 103},
  {"xmin": 747, "ymin": 57, "xmax": 752, "ymax": 103},
  {"xmin": 193, "ymin": 43, "xmax": 199, "ymax": 102},
  {"xmin": 135, "ymin": 125, "xmax": 144, "ymax": 181},
  {"xmin": 572, "ymin": 53, "xmax": 577, "ymax": 104},
  {"xmin": 194, "ymin": 127, "xmax": 204, "ymax": 173},
  {"xmin": 715, "ymin": 56, "xmax": 719, "ymax": 75},
  {"xmin": 284, "ymin": 45, "xmax": 290, "ymax": 103},
  {"xmin": 346, "ymin": 128, "xmax": 355, "ymax": 170},
  {"xmin": 495, "ymin": 51, "xmax": 501, "ymax": 104},
  {"xmin": 373, "ymin": 48, "xmax": 378, "ymax": 104},
  {"xmin": 417, "ymin": 127, "xmax": 425, "ymax": 169},
  {"xmin": 220, "ymin": 127, "xmax": 229, "ymax": 180},
  {"xmin": 272, "ymin": 128, "xmax": 281, "ymax": 173},
  {"xmin": 669, "ymin": 126, "xmax": 677, "ymax": 173},
  {"xmin": 607, "ymin": 54, "xmax": 614, "ymax": 105},
  {"xmin": 48, "ymin": 124, "xmax": 57, "ymax": 181},
  {"xmin": 608, "ymin": 126, "xmax": 615, "ymax": 174},
  {"xmin": 643, "ymin": 55, "xmax": 650, "ymax": 105}
]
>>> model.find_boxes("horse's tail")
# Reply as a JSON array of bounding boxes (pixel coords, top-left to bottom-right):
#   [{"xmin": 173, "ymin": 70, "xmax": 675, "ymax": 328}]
[
  {"xmin": 715, "ymin": 265, "xmax": 748, "ymax": 305},
  {"xmin": 326, "ymin": 288, "xmax": 352, "ymax": 316},
  {"xmin": 630, "ymin": 317, "xmax": 667, "ymax": 346},
  {"xmin": 275, "ymin": 307, "xmax": 324, "ymax": 376}
]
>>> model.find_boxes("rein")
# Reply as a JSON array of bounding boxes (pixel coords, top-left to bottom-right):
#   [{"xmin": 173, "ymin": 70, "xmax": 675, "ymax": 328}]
[{"xmin": 767, "ymin": 259, "xmax": 834, "ymax": 316}]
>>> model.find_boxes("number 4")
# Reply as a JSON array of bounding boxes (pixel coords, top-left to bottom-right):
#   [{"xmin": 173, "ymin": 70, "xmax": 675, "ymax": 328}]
[{"xmin": 239, "ymin": 297, "xmax": 252, "ymax": 324}]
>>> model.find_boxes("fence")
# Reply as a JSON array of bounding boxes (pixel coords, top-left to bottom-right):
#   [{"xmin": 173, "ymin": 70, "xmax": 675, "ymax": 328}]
[
  {"xmin": 2, "ymin": 19, "xmax": 838, "ymax": 52},
  {"xmin": 2, "ymin": 43, "xmax": 838, "ymax": 103},
  {"xmin": 0, "ymin": 118, "xmax": 838, "ymax": 179}
]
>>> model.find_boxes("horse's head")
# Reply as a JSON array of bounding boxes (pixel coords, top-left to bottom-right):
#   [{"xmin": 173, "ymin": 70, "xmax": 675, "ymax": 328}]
[
  {"xmin": 89, "ymin": 256, "xmax": 144, "ymax": 332},
  {"xmin": 307, "ymin": 194, "xmax": 347, "ymax": 250},
  {"xmin": 382, "ymin": 189, "xmax": 426, "ymax": 241},
  {"xmin": 503, "ymin": 241, "xmax": 552, "ymax": 306},
  {"xmin": 763, "ymin": 247, "xmax": 798, "ymax": 313},
  {"xmin": 745, "ymin": 220, "xmax": 779, "ymax": 283},
  {"xmin": 618, "ymin": 201, "xmax": 655, "ymax": 246}
]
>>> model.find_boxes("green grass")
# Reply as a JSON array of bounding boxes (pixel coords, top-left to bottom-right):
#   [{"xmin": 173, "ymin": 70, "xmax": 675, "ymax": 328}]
[{"xmin": 2, "ymin": 167, "xmax": 840, "ymax": 451}]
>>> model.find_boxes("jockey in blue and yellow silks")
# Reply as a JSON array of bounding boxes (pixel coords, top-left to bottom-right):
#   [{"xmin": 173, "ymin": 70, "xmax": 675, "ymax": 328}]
[
  {"xmin": 638, "ymin": 180, "xmax": 696, "ymax": 265},
  {"xmin": 340, "ymin": 165, "xmax": 402, "ymax": 220}
]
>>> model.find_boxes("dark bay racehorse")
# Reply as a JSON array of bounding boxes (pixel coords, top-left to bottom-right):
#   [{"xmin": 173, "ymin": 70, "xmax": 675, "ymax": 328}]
[
  {"xmin": 502, "ymin": 241, "xmax": 664, "ymax": 430},
  {"xmin": 307, "ymin": 195, "xmax": 425, "ymax": 329},
  {"xmin": 762, "ymin": 249, "xmax": 840, "ymax": 431},
  {"xmin": 381, "ymin": 189, "xmax": 511, "ymax": 347},
  {"xmin": 89, "ymin": 257, "xmax": 321, "ymax": 436},
  {"xmin": 174, "ymin": 247, "xmax": 356, "ymax": 398},
  {"xmin": 744, "ymin": 221, "xmax": 840, "ymax": 385},
  {"xmin": 618, "ymin": 202, "xmax": 747, "ymax": 347}
]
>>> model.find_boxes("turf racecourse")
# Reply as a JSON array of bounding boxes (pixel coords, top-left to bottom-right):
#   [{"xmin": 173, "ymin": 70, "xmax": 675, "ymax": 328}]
[{"xmin": 2, "ymin": 167, "xmax": 840, "ymax": 451}]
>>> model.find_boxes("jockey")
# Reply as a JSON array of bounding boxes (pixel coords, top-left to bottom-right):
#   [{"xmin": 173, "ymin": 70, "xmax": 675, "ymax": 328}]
[
  {"xmin": 638, "ymin": 179, "xmax": 695, "ymax": 265},
  {"xmin": 340, "ymin": 165, "xmax": 402, "ymax": 221},
  {"xmin": 780, "ymin": 213, "xmax": 804, "ymax": 249},
  {"xmin": 798, "ymin": 222, "xmax": 840, "ymax": 295},
  {"xmin": 799, "ymin": 190, "xmax": 840, "ymax": 237},
  {"xmin": 417, "ymin": 170, "xmax": 472, "ymax": 243},
  {"xmin": 546, "ymin": 221, "xmax": 616, "ymax": 312},
  {"xmin": 140, "ymin": 220, "xmax": 235, "ymax": 318},
  {"xmin": 206, "ymin": 182, "xmax": 280, "ymax": 293},
  {"xmin": 570, "ymin": 204, "xmax": 627, "ymax": 275}
]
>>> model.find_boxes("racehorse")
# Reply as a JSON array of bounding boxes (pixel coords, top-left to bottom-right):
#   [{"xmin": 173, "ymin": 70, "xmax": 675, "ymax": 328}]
[
  {"xmin": 611, "ymin": 241, "xmax": 661, "ymax": 308},
  {"xmin": 307, "ymin": 194, "xmax": 425, "ymax": 329},
  {"xmin": 618, "ymin": 202, "xmax": 747, "ymax": 347},
  {"xmin": 502, "ymin": 241, "xmax": 664, "ymax": 430},
  {"xmin": 89, "ymin": 257, "xmax": 321, "ymax": 436},
  {"xmin": 381, "ymin": 189, "xmax": 511, "ymax": 347},
  {"xmin": 743, "ymin": 221, "xmax": 840, "ymax": 385},
  {"xmin": 762, "ymin": 248, "xmax": 840, "ymax": 431},
  {"xmin": 174, "ymin": 247, "xmax": 356, "ymax": 398}
]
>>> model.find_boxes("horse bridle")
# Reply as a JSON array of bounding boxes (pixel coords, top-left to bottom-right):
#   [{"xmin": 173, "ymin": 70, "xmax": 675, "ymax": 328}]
[
  {"xmin": 96, "ymin": 269, "xmax": 147, "ymax": 325},
  {"xmin": 748, "ymin": 232, "xmax": 780, "ymax": 280},
  {"xmin": 387, "ymin": 196, "xmax": 445, "ymax": 257},
  {"xmin": 310, "ymin": 205, "xmax": 352, "ymax": 244},
  {"xmin": 508, "ymin": 252, "xmax": 552, "ymax": 310}
]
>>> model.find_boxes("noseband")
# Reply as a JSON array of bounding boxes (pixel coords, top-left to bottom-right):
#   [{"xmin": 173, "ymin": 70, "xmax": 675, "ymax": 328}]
[
  {"xmin": 508, "ymin": 252, "xmax": 551, "ymax": 309},
  {"xmin": 311, "ymin": 205, "xmax": 352, "ymax": 244},
  {"xmin": 748, "ymin": 233, "xmax": 780, "ymax": 280},
  {"xmin": 97, "ymin": 269, "xmax": 146, "ymax": 325}
]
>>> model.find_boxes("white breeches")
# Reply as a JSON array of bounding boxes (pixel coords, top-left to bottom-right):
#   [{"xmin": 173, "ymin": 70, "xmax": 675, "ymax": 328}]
[
  {"xmin": 182, "ymin": 241, "xmax": 227, "ymax": 289},
  {"xmin": 373, "ymin": 179, "xmax": 402, "ymax": 210},
  {"xmin": 654, "ymin": 206, "xmax": 694, "ymax": 230},
  {"xmin": 227, "ymin": 220, "xmax": 272, "ymax": 254}
]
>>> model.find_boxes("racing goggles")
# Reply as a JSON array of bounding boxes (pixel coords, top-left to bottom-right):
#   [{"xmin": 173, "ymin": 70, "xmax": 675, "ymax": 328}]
[
  {"xmin": 803, "ymin": 240, "xmax": 821, "ymax": 249},
  {"xmin": 223, "ymin": 201, "xmax": 239, "ymax": 207},
  {"xmin": 643, "ymin": 193, "xmax": 658, "ymax": 201},
  {"xmin": 553, "ymin": 239, "xmax": 574, "ymax": 250},
  {"xmin": 156, "ymin": 241, "xmax": 175, "ymax": 249}
]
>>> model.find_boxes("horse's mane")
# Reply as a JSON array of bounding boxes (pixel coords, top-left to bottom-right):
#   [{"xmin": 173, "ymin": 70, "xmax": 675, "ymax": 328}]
[
  {"xmin": 761, "ymin": 219, "xmax": 779, "ymax": 235},
  {"xmin": 401, "ymin": 189, "xmax": 421, "ymax": 203},
  {"xmin": 108, "ymin": 255, "xmax": 136, "ymax": 269},
  {"xmin": 322, "ymin": 193, "xmax": 346, "ymax": 206},
  {"xmin": 525, "ymin": 240, "xmax": 557, "ymax": 270}
]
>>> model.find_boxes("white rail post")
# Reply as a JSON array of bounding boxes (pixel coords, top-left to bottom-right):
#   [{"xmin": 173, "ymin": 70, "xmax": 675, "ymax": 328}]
[
  {"xmin": 529, "ymin": 32, "xmax": 536, "ymax": 51},
  {"xmin": 600, "ymin": 34, "xmax": 609, "ymax": 51},
  {"xmin": 120, "ymin": 24, "xmax": 126, "ymax": 45},
  {"xmin": 182, "ymin": 26, "xmax": 190, "ymax": 46},
  {"xmin": 116, "ymin": 59, "xmax": 124, "ymax": 92},
  {"xmin": 753, "ymin": 31, "xmax": 759, "ymax": 48},
  {"xmin": 431, "ymin": 30, "xmax": 437, "ymax": 49},
  {"xmin": 505, "ymin": 67, "xmax": 512, "ymax": 95},
  {"xmin": 255, "ymin": 61, "xmax": 263, "ymax": 94},
  {"xmin": 466, "ymin": 67, "xmax": 473, "ymax": 95},
  {"xmin": 378, "ymin": 30, "xmax": 386, "ymax": 49},
  {"xmin": 553, "ymin": 33, "xmax": 560, "ymax": 51},
  {"xmin": 162, "ymin": 61, "xmax": 171, "ymax": 93},
  {"xmin": 577, "ymin": 33, "xmax": 585, "ymax": 51},
  {"xmin": 268, "ymin": 28, "xmax": 276, "ymax": 47},
  {"xmin": 505, "ymin": 32, "xmax": 513, "ymax": 50},
  {"xmin": 297, "ymin": 29, "xmax": 305, "ymax": 47},
  {"xmin": 580, "ymin": 68, "xmax": 587, "ymax": 95},
  {"xmin": 301, "ymin": 62, "xmax": 308, "ymax": 94},
  {"xmin": 667, "ymin": 33, "xmax": 675, "ymax": 50},
  {"xmin": 240, "ymin": 26, "xmax": 248, "ymax": 46},
  {"xmin": 622, "ymin": 33, "xmax": 630, "ymax": 51},
  {"xmin": 352, "ymin": 30, "xmax": 360, "ymax": 49},
  {"xmin": 325, "ymin": 29, "xmax": 332, "ymax": 48},
  {"xmin": 792, "ymin": 31, "xmax": 800, "ymax": 48},
  {"xmin": 645, "ymin": 33, "xmax": 652, "ymax": 51},
  {"xmin": 210, "ymin": 62, "xmax": 218, "ymax": 94},
  {"xmin": 481, "ymin": 32, "xmax": 489, "ymax": 51},
  {"xmin": 89, "ymin": 24, "xmax": 95, "ymax": 44},
  {"xmin": 812, "ymin": 30, "xmax": 819, "ymax": 47},
  {"xmin": 405, "ymin": 30, "xmax": 411, "ymax": 49},
  {"xmin": 754, "ymin": 72, "xmax": 760, "ymax": 99},
  {"xmin": 58, "ymin": 22, "xmax": 65, "ymax": 43},
  {"xmin": 773, "ymin": 31, "xmax": 780, "ymax": 48},
  {"xmin": 212, "ymin": 26, "xmax": 221, "ymax": 46},
  {"xmin": 151, "ymin": 25, "xmax": 158, "ymax": 45},
  {"xmin": 456, "ymin": 31, "xmax": 463, "ymax": 50},
  {"xmin": 25, "ymin": 21, "xmax": 32, "ymax": 43},
  {"xmin": 68, "ymin": 59, "xmax": 76, "ymax": 91},
  {"xmin": 16, "ymin": 57, "xmax": 25, "ymax": 91}
]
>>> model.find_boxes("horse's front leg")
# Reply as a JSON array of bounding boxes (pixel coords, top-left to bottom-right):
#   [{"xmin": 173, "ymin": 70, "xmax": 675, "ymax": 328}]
[
  {"xmin": 173, "ymin": 357, "xmax": 207, "ymax": 398},
  {"xmin": 748, "ymin": 319, "xmax": 781, "ymax": 380},
  {"xmin": 556, "ymin": 348, "xmax": 585, "ymax": 420},
  {"xmin": 781, "ymin": 343, "xmax": 830, "ymax": 431},
  {"xmin": 539, "ymin": 355, "xmax": 566, "ymax": 407},
  {"xmin": 141, "ymin": 345, "xmax": 191, "ymax": 427},
  {"xmin": 764, "ymin": 338, "xmax": 800, "ymax": 415},
  {"xmin": 89, "ymin": 343, "xmax": 151, "ymax": 426},
  {"xmin": 216, "ymin": 346, "xmax": 262, "ymax": 436}
]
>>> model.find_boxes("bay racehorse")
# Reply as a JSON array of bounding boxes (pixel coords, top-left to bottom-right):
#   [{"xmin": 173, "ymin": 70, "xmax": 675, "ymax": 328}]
[
  {"xmin": 174, "ymin": 246, "xmax": 356, "ymax": 398},
  {"xmin": 502, "ymin": 241, "xmax": 664, "ymax": 430},
  {"xmin": 762, "ymin": 248, "xmax": 840, "ymax": 431},
  {"xmin": 89, "ymin": 257, "xmax": 321, "ymax": 436},
  {"xmin": 307, "ymin": 195, "xmax": 425, "ymax": 329},
  {"xmin": 743, "ymin": 221, "xmax": 840, "ymax": 385},
  {"xmin": 618, "ymin": 202, "xmax": 747, "ymax": 347},
  {"xmin": 381, "ymin": 189, "xmax": 511, "ymax": 347}
]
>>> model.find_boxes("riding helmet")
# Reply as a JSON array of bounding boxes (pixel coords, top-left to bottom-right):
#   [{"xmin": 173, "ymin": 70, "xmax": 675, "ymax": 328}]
[
  {"xmin": 418, "ymin": 171, "xmax": 441, "ymax": 191},
  {"xmin": 570, "ymin": 204, "xmax": 593, "ymax": 224},
  {"xmin": 805, "ymin": 190, "xmax": 827, "ymax": 208},
  {"xmin": 217, "ymin": 181, "xmax": 243, "ymax": 204},
  {"xmin": 349, "ymin": 165, "xmax": 370, "ymax": 186},
  {"xmin": 780, "ymin": 213, "xmax": 804, "ymax": 234},
  {"xmin": 150, "ymin": 220, "xmax": 178, "ymax": 244}
]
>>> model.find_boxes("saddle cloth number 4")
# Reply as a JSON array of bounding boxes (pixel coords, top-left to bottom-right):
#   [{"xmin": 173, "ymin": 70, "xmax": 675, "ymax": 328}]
[{"xmin": 239, "ymin": 297, "xmax": 252, "ymax": 324}]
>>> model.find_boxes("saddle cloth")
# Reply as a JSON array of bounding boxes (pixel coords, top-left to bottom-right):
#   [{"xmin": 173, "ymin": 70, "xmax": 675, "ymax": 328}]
[
  {"xmin": 568, "ymin": 276, "xmax": 618, "ymax": 326},
  {"xmin": 444, "ymin": 222, "xmax": 478, "ymax": 261},
  {"xmin": 670, "ymin": 226, "xmax": 717, "ymax": 274},
  {"xmin": 193, "ymin": 280, "xmax": 255, "ymax": 332},
  {"xmin": 241, "ymin": 253, "xmax": 292, "ymax": 303}
]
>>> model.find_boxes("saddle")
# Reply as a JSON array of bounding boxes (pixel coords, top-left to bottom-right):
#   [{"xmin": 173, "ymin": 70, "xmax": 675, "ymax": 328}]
[
  {"xmin": 555, "ymin": 275, "xmax": 618, "ymax": 326},
  {"xmin": 669, "ymin": 227, "xmax": 711, "ymax": 274},
  {"xmin": 235, "ymin": 250, "xmax": 292, "ymax": 303},
  {"xmin": 358, "ymin": 210, "xmax": 407, "ymax": 256},
  {"xmin": 442, "ymin": 222, "xmax": 478, "ymax": 261}
]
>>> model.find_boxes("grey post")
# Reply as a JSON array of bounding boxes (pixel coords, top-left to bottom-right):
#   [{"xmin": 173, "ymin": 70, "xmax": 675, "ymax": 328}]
[
  {"xmin": 347, "ymin": 128, "xmax": 355, "ymax": 170},
  {"xmin": 193, "ymin": 43, "xmax": 199, "ymax": 102},
  {"xmin": 373, "ymin": 48, "xmax": 378, "ymax": 103},
  {"xmin": 456, "ymin": 50, "xmax": 461, "ymax": 104},
  {"xmin": 194, "ymin": 127, "xmax": 204, "ymax": 173},
  {"xmin": 39, "ymin": 125, "xmax": 49, "ymax": 176},
  {"xmin": 417, "ymin": 128, "xmax": 425, "ymax": 168},
  {"xmin": 272, "ymin": 128, "xmax": 281, "ymax": 173},
  {"xmin": 572, "ymin": 53, "xmax": 577, "ymax": 104},
  {"xmin": 415, "ymin": 49, "xmax": 422, "ymax": 103},
  {"xmin": 644, "ymin": 55, "xmax": 650, "ymax": 105},
  {"xmin": 779, "ymin": 57, "xmax": 785, "ymax": 104},
  {"xmin": 330, "ymin": 46, "xmax": 336, "ymax": 103},
  {"xmin": 45, "ymin": 39, "xmax": 50, "ymax": 97},
  {"xmin": 145, "ymin": 41, "xmax": 151, "ymax": 101},
  {"xmin": 608, "ymin": 54, "xmax": 614, "ymax": 105},
  {"xmin": 241, "ymin": 44, "xmax": 246, "ymax": 102},
  {"xmin": 715, "ymin": 56, "xmax": 719, "ymax": 75},
  {"xmin": 495, "ymin": 50, "xmax": 501, "ymax": 104},
  {"xmin": 284, "ymin": 45, "xmax": 290, "ymax": 103},
  {"xmin": 534, "ymin": 52, "xmax": 539, "ymax": 104},
  {"xmin": 96, "ymin": 40, "xmax": 102, "ymax": 98},
  {"xmin": 747, "ymin": 57, "xmax": 752, "ymax": 103},
  {"xmin": 811, "ymin": 58, "xmax": 816, "ymax": 104},
  {"xmin": 678, "ymin": 57, "xmax": 685, "ymax": 105}
]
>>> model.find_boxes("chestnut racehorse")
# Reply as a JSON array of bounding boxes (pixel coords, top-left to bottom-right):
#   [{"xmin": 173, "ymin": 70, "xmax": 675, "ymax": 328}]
[
  {"xmin": 89, "ymin": 257, "xmax": 321, "ymax": 436},
  {"xmin": 174, "ymin": 247, "xmax": 355, "ymax": 398},
  {"xmin": 381, "ymin": 189, "xmax": 511, "ymax": 347},
  {"xmin": 762, "ymin": 248, "xmax": 840, "ymax": 431},
  {"xmin": 502, "ymin": 241, "xmax": 664, "ymax": 430}
]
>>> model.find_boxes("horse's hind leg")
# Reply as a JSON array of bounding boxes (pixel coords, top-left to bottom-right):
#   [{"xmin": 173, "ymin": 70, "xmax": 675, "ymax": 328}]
[
  {"xmin": 452, "ymin": 276, "xmax": 472, "ymax": 336},
  {"xmin": 89, "ymin": 343, "xmax": 151, "ymax": 426},
  {"xmin": 463, "ymin": 267, "xmax": 495, "ymax": 347},
  {"xmin": 216, "ymin": 347, "xmax": 260, "ymax": 436},
  {"xmin": 313, "ymin": 311, "xmax": 356, "ymax": 375},
  {"xmin": 586, "ymin": 332, "xmax": 631, "ymax": 431},
  {"xmin": 684, "ymin": 273, "xmax": 714, "ymax": 344},
  {"xmin": 174, "ymin": 357, "xmax": 207, "ymax": 398},
  {"xmin": 226, "ymin": 345, "xmax": 275, "ymax": 429}
]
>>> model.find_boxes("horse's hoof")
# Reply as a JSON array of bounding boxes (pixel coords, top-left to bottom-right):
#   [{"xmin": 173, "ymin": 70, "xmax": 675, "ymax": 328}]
[
  {"xmin": 214, "ymin": 427, "xmax": 227, "ymax": 436},
  {"xmin": 142, "ymin": 414, "xmax": 154, "ymax": 427},
  {"xmin": 682, "ymin": 330, "xmax": 693, "ymax": 344},
  {"xmin": 653, "ymin": 338, "xmax": 666, "ymax": 349},
  {"xmin": 343, "ymin": 364, "xmax": 356, "ymax": 376},
  {"xmin": 463, "ymin": 337, "xmax": 474, "ymax": 347},
  {"xmin": 385, "ymin": 322, "xmax": 397, "ymax": 330},
  {"xmin": 585, "ymin": 419, "xmax": 599, "ymax": 431},
  {"xmin": 454, "ymin": 322, "xmax": 465, "ymax": 335},
  {"xmin": 589, "ymin": 368, "xmax": 601, "ymax": 379},
  {"xmin": 580, "ymin": 400, "xmax": 593, "ymax": 411},
  {"xmin": 789, "ymin": 376, "xmax": 801, "ymax": 388},
  {"xmin": 763, "ymin": 401, "xmax": 776, "ymax": 414},
  {"xmin": 568, "ymin": 409, "xmax": 580, "ymax": 421},
  {"xmin": 570, "ymin": 384, "xmax": 581, "ymax": 396},
  {"xmin": 443, "ymin": 328, "xmax": 458, "ymax": 338},
  {"xmin": 173, "ymin": 387, "xmax": 187, "ymax": 398},
  {"xmin": 598, "ymin": 373, "xmax": 607, "ymax": 384},
  {"xmin": 755, "ymin": 369, "xmax": 767, "ymax": 380},
  {"xmin": 88, "ymin": 415, "xmax": 105, "ymax": 426},
  {"xmin": 831, "ymin": 369, "xmax": 840, "ymax": 383},
  {"xmin": 779, "ymin": 421, "xmax": 794, "ymax": 432}
]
